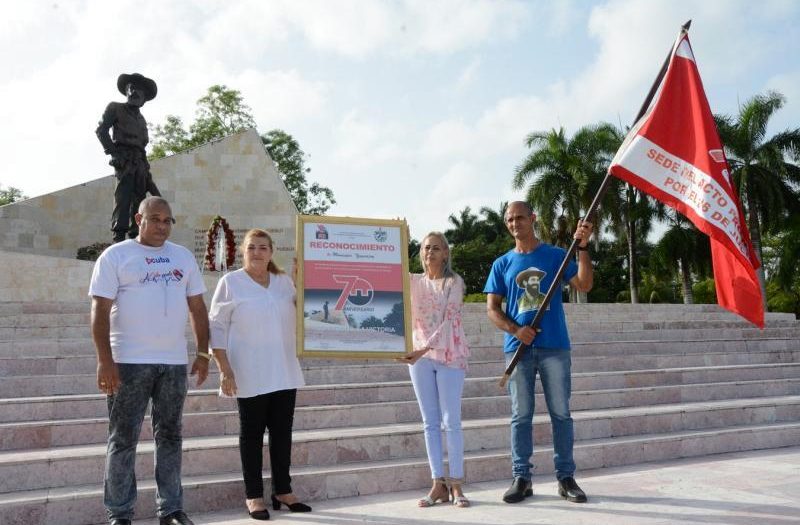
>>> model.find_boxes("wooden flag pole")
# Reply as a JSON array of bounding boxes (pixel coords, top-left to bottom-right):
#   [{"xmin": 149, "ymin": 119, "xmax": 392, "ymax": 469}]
[{"xmin": 498, "ymin": 20, "xmax": 691, "ymax": 388}]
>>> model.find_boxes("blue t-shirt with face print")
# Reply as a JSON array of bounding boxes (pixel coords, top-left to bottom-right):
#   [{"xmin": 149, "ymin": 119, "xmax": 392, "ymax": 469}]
[{"xmin": 483, "ymin": 243, "xmax": 577, "ymax": 353}]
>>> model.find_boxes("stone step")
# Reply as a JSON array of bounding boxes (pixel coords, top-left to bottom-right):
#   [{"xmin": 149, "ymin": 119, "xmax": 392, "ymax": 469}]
[
  {"xmin": 568, "ymin": 317, "xmax": 799, "ymax": 331},
  {"xmin": 0, "ymin": 302, "xmax": 89, "ymax": 317},
  {"xmin": 3, "ymin": 353, "xmax": 800, "ymax": 424},
  {"xmin": 2, "ymin": 307, "xmax": 794, "ymax": 332},
  {"xmin": 1, "ymin": 304, "xmax": 794, "ymax": 341},
  {"xmin": 6, "ymin": 355, "xmax": 799, "ymax": 423},
  {"xmin": 0, "ymin": 319, "xmax": 784, "ymax": 344},
  {"xmin": 1, "ymin": 354, "xmax": 798, "ymax": 399},
  {"xmin": 570, "ymin": 325, "xmax": 800, "ymax": 343},
  {"xmin": 1, "ymin": 395, "xmax": 797, "ymax": 493},
  {"xmin": 2, "ymin": 322, "xmax": 796, "ymax": 362},
  {"xmin": 5, "ymin": 343, "xmax": 800, "ymax": 380},
  {"xmin": 1, "ymin": 420, "xmax": 798, "ymax": 525},
  {"xmin": 4, "ymin": 324, "xmax": 798, "ymax": 361},
  {"xmin": 0, "ymin": 313, "xmax": 90, "ymax": 328},
  {"xmin": 1, "ymin": 302, "xmax": 795, "ymax": 334},
  {"xmin": 3, "ymin": 377, "xmax": 799, "ymax": 451}
]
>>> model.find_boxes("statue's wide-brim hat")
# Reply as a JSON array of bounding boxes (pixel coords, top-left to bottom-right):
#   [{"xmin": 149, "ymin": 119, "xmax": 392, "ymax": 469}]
[
  {"xmin": 515, "ymin": 267, "xmax": 545, "ymax": 287},
  {"xmin": 117, "ymin": 73, "xmax": 157, "ymax": 101}
]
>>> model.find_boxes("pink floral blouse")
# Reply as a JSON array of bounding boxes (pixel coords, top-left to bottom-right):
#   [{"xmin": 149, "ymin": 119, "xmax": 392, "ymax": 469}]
[{"xmin": 410, "ymin": 273, "xmax": 470, "ymax": 370}]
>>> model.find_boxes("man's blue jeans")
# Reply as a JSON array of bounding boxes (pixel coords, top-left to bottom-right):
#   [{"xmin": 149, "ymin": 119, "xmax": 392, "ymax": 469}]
[
  {"xmin": 104, "ymin": 363, "xmax": 188, "ymax": 520},
  {"xmin": 505, "ymin": 348, "xmax": 575, "ymax": 481}
]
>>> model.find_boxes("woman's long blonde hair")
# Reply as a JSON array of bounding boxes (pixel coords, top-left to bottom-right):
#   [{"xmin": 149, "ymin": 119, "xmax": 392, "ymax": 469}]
[{"xmin": 240, "ymin": 228, "xmax": 283, "ymax": 274}]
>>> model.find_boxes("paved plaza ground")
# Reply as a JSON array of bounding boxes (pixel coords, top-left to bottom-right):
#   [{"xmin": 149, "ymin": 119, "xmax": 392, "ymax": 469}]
[{"xmin": 133, "ymin": 446, "xmax": 800, "ymax": 525}]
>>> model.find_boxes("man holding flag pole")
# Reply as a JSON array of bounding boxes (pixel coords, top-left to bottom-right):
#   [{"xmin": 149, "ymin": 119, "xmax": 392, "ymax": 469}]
[{"xmin": 485, "ymin": 19, "xmax": 764, "ymax": 506}]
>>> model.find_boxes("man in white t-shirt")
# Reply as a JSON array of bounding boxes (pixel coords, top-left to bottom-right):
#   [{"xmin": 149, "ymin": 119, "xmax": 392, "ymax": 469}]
[{"xmin": 89, "ymin": 196, "xmax": 209, "ymax": 525}]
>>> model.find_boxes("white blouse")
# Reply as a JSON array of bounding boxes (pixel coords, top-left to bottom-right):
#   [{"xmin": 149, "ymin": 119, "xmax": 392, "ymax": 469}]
[{"xmin": 209, "ymin": 269, "xmax": 305, "ymax": 398}]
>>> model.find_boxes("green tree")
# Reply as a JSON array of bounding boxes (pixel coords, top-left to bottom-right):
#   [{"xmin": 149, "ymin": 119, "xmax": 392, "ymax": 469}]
[
  {"xmin": 714, "ymin": 90, "xmax": 800, "ymax": 306},
  {"xmin": 762, "ymin": 215, "xmax": 800, "ymax": 316},
  {"xmin": 513, "ymin": 124, "xmax": 621, "ymax": 245},
  {"xmin": 609, "ymin": 182, "xmax": 665, "ymax": 304},
  {"xmin": 445, "ymin": 206, "xmax": 481, "ymax": 245},
  {"xmin": 262, "ymin": 130, "xmax": 335, "ymax": 215},
  {"xmin": 587, "ymin": 239, "xmax": 628, "ymax": 303},
  {"xmin": 650, "ymin": 213, "xmax": 711, "ymax": 304},
  {"xmin": 451, "ymin": 237, "xmax": 514, "ymax": 294},
  {"xmin": 150, "ymin": 85, "xmax": 335, "ymax": 214},
  {"xmin": 478, "ymin": 201, "xmax": 508, "ymax": 243},
  {"xmin": 0, "ymin": 185, "xmax": 25, "ymax": 206},
  {"xmin": 514, "ymin": 124, "xmax": 622, "ymax": 303}
]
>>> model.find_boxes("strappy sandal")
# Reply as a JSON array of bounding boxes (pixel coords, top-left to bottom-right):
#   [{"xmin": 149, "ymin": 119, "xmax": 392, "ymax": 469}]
[
  {"xmin": 417, "ymin": 479, "xmax": 449, "ymax": 507},
  {"xmin": 451, "ymin": 494, "xmax": 470, "ymax": 507},
  {"xmin": 448, "ymin": 481, "xmax": 470, "ymax": 508}
]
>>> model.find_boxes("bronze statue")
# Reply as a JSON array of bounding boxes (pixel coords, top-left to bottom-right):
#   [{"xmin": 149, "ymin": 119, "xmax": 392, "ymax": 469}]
[{"xmin": 96, "ymin": 73, "xmax": 162, "ymax": 243}]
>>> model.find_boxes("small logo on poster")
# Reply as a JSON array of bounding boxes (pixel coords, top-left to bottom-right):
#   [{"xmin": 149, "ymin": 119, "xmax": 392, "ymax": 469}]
[
  {"xmin": 316, "ymin": 225, "xmax": 329, "ymax": 239},
  {"xmin": 374, "ymin": 228, "xmax": 387, "ymax": 242}
]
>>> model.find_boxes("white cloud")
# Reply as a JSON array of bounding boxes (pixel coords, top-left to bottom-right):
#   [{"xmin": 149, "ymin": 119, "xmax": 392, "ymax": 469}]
[
  {"xmin": 332, "ymin": 111, "xmax": 406, "ymax": 169},
  {"xmin": 765, "ymin": 71, "xmax": 800, "ymax": 130},
  {"xmin": 236, "ymin": 70, "xmax": 329, "ymax": 127},
  {"xmin": 454, "ymin": 57, "xmax": 482, "ymax": 93}
]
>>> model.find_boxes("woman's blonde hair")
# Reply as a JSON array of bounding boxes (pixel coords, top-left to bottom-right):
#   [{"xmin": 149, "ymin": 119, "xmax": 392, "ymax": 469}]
[{"xmin": 240, "ymin": 228, "xmax": 283, "ymax": 274}]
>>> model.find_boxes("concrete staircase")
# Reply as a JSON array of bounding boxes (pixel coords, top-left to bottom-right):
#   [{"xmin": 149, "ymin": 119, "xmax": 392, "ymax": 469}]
[{"xmin": 0, "ymin": 301, "xmax": 798, "ymax": 525}]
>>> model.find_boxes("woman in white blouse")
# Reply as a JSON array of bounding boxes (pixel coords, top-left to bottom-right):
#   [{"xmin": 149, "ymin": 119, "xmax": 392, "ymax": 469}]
[
  {"xmin": 209, "ymin": 229, "xmax": 310, "ymax": 520},
  {"xmin": 400, "ymin": 231, "xmax": 470, "ymax": 508}
]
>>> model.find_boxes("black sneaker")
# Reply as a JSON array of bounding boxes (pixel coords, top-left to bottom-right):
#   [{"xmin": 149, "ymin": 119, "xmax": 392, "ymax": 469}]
[
  {"xmin": 557, "ymin": 476, "xmax": 587, "ymax": 503},
  {"xmin": 502, "ymin": 477, "xmax": 533, "ymax": 503}
]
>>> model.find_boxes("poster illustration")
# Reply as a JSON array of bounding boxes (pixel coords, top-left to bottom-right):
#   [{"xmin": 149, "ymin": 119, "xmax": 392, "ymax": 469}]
[{"xmin": 296, "ymin": 215, "xmax": 412, "ymax": 359}]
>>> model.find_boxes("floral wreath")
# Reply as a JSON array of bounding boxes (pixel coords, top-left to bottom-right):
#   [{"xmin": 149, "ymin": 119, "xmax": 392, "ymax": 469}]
[{"xmin": 205, "ymin": 215, "xmax": 236, "ymax": 271}]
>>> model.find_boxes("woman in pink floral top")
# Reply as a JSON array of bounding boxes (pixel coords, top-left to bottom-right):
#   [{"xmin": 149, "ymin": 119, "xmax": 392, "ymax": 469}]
[{"xmin": 400, "ymin": 231, "xmax": 470, "ymax": 508}]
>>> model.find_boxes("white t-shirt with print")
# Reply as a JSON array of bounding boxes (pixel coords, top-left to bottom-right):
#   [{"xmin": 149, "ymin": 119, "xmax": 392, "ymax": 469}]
[
  {"xmin": 209, "ymin": 269, "xmax": 305, "ymax": 398},
  {"xmin": 88, "ymin": 239, "xmax": 207, "ymax": 364}
]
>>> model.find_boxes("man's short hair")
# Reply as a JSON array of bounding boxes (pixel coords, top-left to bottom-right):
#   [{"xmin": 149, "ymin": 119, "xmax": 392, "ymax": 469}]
[
  {"xmin": 506, "ymin": 201, "xmax": 534, "ymax": 217},
  {"xmin": 138, "ymin": 196, "xmax": 171, "ymax": 214}
]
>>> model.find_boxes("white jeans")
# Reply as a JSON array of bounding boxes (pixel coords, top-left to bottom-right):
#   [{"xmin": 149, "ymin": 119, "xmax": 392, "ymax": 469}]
[{"xmin": 409, "ymin": 357, "xmax": 466, "ymax": 480}]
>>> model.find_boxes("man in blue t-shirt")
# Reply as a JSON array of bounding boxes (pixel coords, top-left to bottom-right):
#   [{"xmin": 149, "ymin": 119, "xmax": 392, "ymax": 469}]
[{"xmin": 484, "ymin": 201, "xmax": 593, "ymax": 504}]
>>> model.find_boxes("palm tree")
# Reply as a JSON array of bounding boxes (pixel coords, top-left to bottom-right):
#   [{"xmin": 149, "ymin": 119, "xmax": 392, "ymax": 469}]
[
  {"xmin": 714, "ymin": 90, "xmax": 800, "ymax": 307},
  {"xmin": 609, "ymin": 182, "xmax": 667, "ymax": 304},
  {"xmin": 445, "ymin": 206, "xmax": 481, "ymax": 245},
  {"xmin": 479, "ymin": 201, "xmax": 508, "ymax": 243},
  {"xmin": 514, "ymin": 124, "xmax": 623, "ymax": 238},
  {"xmin": 651, "ymin": 212, "xmax": 711, "ymax": 304},
  {"xmin": 514, "ymin": 124, "xmax": 622, "ymax": 303}
]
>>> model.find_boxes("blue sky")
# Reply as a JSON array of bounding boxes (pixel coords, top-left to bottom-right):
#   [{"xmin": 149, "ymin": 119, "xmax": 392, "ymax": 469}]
[{"xmin": 2, "ymin": 0, "xmax": 798, "ymax": 240}]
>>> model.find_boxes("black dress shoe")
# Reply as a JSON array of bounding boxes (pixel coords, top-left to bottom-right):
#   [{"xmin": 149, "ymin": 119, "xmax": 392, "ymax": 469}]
[
  {"xmin": 159, "ymin": 510, "xmax": 195, "ymax": 525},
  {"xmin": 502, "ymin": 477, "xmax": 533, "ymax": 503},
  {"xmin": 109, "ymin": 520, "xmax": 132, "ymax": 525},
  {"xmin": 558, "ymin": 476, "xmax": 587, "ymax": 503}
]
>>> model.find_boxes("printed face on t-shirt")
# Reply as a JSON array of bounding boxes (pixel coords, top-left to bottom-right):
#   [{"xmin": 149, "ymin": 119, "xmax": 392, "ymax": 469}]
[{"xmin": 515, "ymin": 268, "xmax": 547, "ymax": 314}]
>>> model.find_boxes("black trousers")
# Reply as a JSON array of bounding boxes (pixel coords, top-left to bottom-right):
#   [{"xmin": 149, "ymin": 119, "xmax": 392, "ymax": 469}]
[{"xmin": 237, "ymin": 389, "xmax": 297, "ymax": 498}]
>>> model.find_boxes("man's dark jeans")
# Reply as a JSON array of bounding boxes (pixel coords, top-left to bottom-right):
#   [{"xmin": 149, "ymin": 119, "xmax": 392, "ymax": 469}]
[{"xmin": 104, "ymin": 363, "xmax": 187, "ymax": 521}]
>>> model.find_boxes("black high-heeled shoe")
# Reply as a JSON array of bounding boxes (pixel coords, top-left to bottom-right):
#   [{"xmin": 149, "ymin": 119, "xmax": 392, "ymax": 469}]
[
  {"xmin": 248, "ymin": 508, "xmax": 270, "ymax": 521},
  {"xmin": 271, "ymin": 494, "xmax": 312, "ymax": 512}
]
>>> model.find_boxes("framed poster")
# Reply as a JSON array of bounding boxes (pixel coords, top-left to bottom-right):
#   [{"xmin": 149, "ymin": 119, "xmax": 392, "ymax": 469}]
[{"xmin": 296, "ymin": 215, "xmax": 412, "ymax": 359}]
